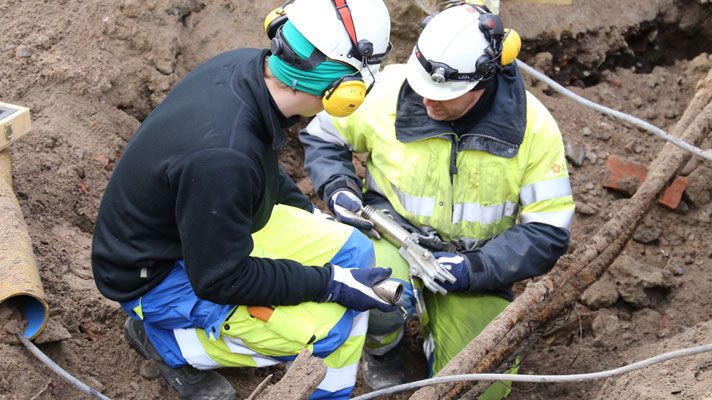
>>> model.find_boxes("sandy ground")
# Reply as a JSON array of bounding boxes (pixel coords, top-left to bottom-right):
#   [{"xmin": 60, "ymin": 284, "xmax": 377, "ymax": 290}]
[{"xmin": 1, "ymin": 1, "xmax": 711, "ymax": 399}]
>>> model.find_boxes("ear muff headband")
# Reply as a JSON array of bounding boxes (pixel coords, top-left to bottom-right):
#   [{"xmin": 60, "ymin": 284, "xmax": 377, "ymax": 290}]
[{"xmin": 270, "ymin": 26, "xmax": 328, "ymax": 71}]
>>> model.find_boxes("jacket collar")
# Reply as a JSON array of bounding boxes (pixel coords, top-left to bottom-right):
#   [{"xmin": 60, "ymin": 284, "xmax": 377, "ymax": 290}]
[
  {"xmin": 394, "ymin": 63, "xmax": 527, "ymax": 158},
  {"xmin": 236, "ymin": 49, "xmax": 297, "ymax": 150}
]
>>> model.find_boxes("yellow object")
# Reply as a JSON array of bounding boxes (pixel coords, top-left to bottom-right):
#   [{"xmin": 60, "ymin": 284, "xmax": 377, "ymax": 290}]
[
  {"xmin": 501, "ymin": 28, "xmax": 521, "ymax": 65},
  {"xmin": 263, "ymin": 6, "xmax": 287, "ymax": 39},
  {"xmin": 0, "ymin": 105, "xmax": 49, "ymax": 339},
  {"xmin": 322, "ymin": 77, "xmax": 368, "ymax": 118}
]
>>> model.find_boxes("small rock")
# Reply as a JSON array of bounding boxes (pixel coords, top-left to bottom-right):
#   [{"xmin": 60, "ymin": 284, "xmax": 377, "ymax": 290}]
[
  {"xmin": 139, "ymin": 360, "xmax": 160, "ymax": 380},
  {"xmin": 576, "ymin": 202, "xmax": 598, "ymax": 216},
  {"xmin": 591, "ymin": 310, "xmax": 619, "ymax": 338},
  {"xmin": 565, "ymin": 142, "xmax": 585, "ymax": 167},
  {"xmin": 593, "ymin": 130, "xmax": 612, "ymax": 141},
  {"xmin": 585, "ymin": 150, "xmax": 598, "ymax": 164},
  {"xmin": 670, "ymin": 262, "xmax": 684, "ymax": 276},
  {"xmin": 581, "ymin": 127, "xmax": 592, "ymax": 136},
  {"xmin": 584, "ymin": 182, "xmax": 595, "ymax": 191},
  {"xmin": 631, "ymin": 97, "xmax": 644, "ymax": 108},
  {"xmin": 694, "ymin": 209, "xmax": 711, "ymax": 223},
  {"xmin": 634, "ymin": 145, "xmax": 643, "ymax": 154},
  {"xmin": 633, "ymin": 226, "xmax": 660, "ymax": 244},
  {"xmin": 679, "ymin": 156, "xmax": 698, "ymax": 176},
  {"xmin": 664, "ymin": 108, "xmax": 679, "ymax": 119},
  {"xmin": 581, "ymin": 274, "xmax": 618, "ymax": 309},
  {"xmin": 15, "ymin": 46, "xmax": 33, "ymax": 58},
  {"xmin": 647, "ymin": 29, "xmax": 658, "ymax": 43}
]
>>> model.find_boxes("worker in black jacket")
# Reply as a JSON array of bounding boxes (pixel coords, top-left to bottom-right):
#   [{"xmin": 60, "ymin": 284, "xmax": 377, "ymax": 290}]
[{"xmin": 91, "ymin": 1, "xmax": 392, "ymax": 399}]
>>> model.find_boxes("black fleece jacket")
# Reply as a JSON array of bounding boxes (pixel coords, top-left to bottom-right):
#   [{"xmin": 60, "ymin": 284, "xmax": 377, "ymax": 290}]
[{"xmin": 92, "ymin": 48, "xmax": 331, "ymax": 305}]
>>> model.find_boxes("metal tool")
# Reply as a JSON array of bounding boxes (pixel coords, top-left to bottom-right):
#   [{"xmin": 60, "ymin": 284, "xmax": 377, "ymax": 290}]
[
  {"xmin": 372, "ymin": 279, "xmax": 409, "ymax": 319},
  {"xmin": 362, "ymin": 206, "xmax": 456, "ymax": 293}
]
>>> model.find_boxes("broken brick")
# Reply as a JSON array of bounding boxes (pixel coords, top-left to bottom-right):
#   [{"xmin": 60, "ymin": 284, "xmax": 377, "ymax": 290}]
[{"xmin": 602, "ymin": 155, "xmax": 688, "ymax": 209}]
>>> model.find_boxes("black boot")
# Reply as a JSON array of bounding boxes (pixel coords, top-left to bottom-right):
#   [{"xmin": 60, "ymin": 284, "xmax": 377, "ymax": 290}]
[
  {"xmin": 361, "ymin": 344, "xmax": 406, "ymax": 390},
  {"xmin": 123, "ymin": 318, "xmax": 236, "ymax": 400}
]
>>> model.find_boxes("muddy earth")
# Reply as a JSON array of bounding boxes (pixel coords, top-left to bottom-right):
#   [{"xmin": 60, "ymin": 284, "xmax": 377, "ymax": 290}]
[{"xmin": 1, "ymin": 1, "xmax": 711, "ymax": 399}]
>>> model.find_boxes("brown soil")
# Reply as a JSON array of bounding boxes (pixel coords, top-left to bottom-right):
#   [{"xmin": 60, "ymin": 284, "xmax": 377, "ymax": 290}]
[
  {"xmin": 0, "ymin": 299, "xmax": 26, "ymax": 345},
  {"xmin": 1, "ymin": 1, "xmax": 711, "ymax": 399}
]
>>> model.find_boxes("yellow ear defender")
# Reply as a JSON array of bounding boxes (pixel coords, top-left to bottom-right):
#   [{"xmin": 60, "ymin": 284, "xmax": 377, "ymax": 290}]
[
  {"xmin": 264, "ymin": 6, "xmax": 288, "ymax": 40},
  {"xmin": 263, "ymin": 2, "xmax": 373, "ymax": 118},
  {"xmin": 322, "ymin": 75, "xmax": 369, "ymax": 118},
  {"xmin": 501, "ymin": 28, "xmax": 521, "ymax": 66}
]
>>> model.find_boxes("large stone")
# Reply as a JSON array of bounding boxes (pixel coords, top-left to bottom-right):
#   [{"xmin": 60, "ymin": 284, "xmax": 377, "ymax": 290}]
[
  {"xmin": 610, "ymin": 254, "xmax": 673, "ymax": 309},
  {"xmin": 581, "ymin": 273, "xmax": 619, "ymax": 309}
]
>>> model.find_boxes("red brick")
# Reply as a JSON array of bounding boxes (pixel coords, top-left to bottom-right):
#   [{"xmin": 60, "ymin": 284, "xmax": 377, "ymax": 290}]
[
  {"xmin": 602, "ymin": 155, "xmax": 648, "ymax": 196},
  {"xmin": 658, "ymin": 177, "xmax": 688, "ymax": 209},
  {"xmin": 601, "ymin": 155, "xmax": 687, "ymax": 209}
]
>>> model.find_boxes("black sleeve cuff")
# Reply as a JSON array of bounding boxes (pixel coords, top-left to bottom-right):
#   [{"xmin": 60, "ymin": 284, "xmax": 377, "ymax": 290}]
[
  {"xmin": 463, "ymin": 251, "xmax": 485, "ymax": 292},
  {"xmin": 323, "ymin": 178, "xmax": 363, "ymax": 207}
]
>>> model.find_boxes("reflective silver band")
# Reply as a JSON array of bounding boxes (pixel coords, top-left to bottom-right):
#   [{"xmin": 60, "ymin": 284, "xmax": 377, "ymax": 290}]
[
  {"xmin": 519, "ymin": 177, "xmax": 572, "ymax": 206},
  {"xmin": 452, "ymin": 201, "xmax": 518, "ymax": 225},
  {"xmin": 520, "ymin": 209, "xmax": 574, "ymax": 230}
]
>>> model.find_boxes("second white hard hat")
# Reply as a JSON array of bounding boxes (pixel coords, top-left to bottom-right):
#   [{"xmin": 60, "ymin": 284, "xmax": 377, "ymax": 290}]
[{"xmin": 406, "ymin": 5, "xmax": 493, "ymax": 101}]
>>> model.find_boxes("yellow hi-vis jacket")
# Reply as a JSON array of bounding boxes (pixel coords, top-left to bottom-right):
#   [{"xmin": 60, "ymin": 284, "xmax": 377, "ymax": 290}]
[{"xmin": 301, "ymin": 64, "xmax": 575, "ymax": 297}]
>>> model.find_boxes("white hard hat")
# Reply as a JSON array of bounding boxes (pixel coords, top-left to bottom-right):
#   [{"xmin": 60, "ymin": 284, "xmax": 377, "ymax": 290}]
[
  {"xmin": 406, "ymin": 5, "xmax": 493, "ymax": 101},
  {"xmin": 285, "ymin": 0, "xmax": 391, "ymax": 79}
]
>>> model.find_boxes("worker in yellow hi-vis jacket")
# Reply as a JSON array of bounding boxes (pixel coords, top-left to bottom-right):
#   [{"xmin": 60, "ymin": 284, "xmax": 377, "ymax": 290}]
[{"xmin": 300, "ymin": 2, "xmax": 575, "ymax": 391}]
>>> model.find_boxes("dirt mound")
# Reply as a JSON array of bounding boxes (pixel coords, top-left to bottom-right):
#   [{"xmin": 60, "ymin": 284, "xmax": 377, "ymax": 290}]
[
  {"xmin": 0, "ymin": 1, "xmax": 711, "ymax": 399},
  {"xmin": 594, "ymin": 320, "xmax": 712, "ymax": 400}
]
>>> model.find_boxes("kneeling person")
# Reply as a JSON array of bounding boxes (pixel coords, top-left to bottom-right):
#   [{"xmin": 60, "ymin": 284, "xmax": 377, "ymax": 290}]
[{"xmin": 91, "ymin": 1, "xmax": 393, "ymax": 399}]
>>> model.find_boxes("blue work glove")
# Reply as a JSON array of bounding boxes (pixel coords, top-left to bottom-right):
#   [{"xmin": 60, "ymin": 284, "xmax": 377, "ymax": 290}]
[
  {"xmin": 433, "ymin": 252, "xmax": 471, "ymax": 292},
  {"xmin": 329, "ymin": 190, "xmax": 379, "ymax": 237},
  {"xmin": 321, "ymin": 264, "xmax": 398, "ymax": 313}
]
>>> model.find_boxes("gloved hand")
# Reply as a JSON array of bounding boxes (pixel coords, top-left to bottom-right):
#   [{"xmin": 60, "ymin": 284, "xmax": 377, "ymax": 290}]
[
  {"xmin": 329, "ymin": 190, "xmax": 379, "ymax": 237},
  {"xmin": 321, "ymin": 264, "xmax": 398, "ymax": 313},
  {"xmin": 433, "ymin": 252, "xmax": 471, "ymax": 292}
]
